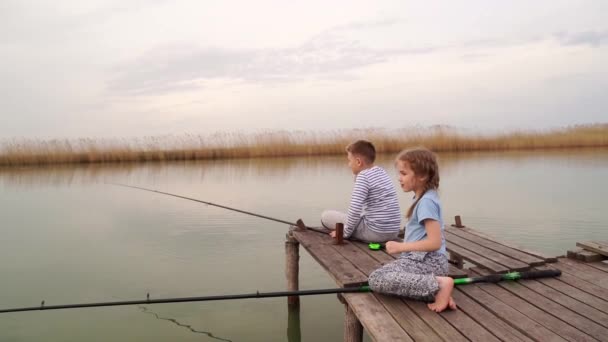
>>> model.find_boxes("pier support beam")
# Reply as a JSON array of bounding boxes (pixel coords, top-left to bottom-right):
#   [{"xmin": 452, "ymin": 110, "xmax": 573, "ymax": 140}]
[
  {"xmin": 344, "ymin": 304, "xmax": 363, "ymax": 342},
  {"xmin": 450, "ymin": 215, "xmax": 465, "ymax": 268},
  {"xmin": 286, "ymin": 229, "xmax": 301, "ymax": 342},
  {"xmin": 285, "ymin": 230, "xmax": 300, "ymax": 305}
]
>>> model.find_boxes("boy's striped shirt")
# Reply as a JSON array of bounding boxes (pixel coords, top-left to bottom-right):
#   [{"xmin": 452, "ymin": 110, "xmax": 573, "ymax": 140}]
[{"xmin": 345, "ymin": 166, "xmax": 402, "ymax": 237}]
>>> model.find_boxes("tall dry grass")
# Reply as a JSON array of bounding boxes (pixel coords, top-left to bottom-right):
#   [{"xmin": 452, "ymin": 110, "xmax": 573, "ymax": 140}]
[{"xmin": 1, "ymin": 124, "xmax": 606, "ymax": 167}]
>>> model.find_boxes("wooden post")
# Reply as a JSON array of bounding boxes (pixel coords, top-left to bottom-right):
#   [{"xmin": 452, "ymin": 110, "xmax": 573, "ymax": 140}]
[
  {"xmin": 287, "ymin": 301, "xmax": 301, "ymax": 342},
  {"xmin": 344, "ymin": 304, "xmax": 363, "ymax": 342},
  {"xmin": 334, "ymin": 222, "xmax": 344, "ymax": 245},
  {"xmin": 452, "ymin": 215, "xmax": 464, "ymax": 228},
  {"xmin": 285, "ymin": 230, "xmax": 300, "ymax": 305},
  {"xmin": 449, "ymin": 252, "xmax": 465, "ymax": 269},
  {"xmin": 449, "ymin": 216, "xmax": 465, "ymax": 267}
]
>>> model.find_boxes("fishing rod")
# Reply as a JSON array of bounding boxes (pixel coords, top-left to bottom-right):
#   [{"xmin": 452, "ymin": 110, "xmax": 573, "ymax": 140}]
[
  {"xmin": 0, "ymin": 270, "xmax": 560, "ymax": 314},
  {"xmin": 110, "ymin": 183, "xmax": 332, "ymax": 234}
]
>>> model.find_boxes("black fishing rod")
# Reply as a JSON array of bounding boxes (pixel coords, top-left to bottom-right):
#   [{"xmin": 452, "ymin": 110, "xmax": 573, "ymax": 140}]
[
  {"xmin": 0, "ymin": 270, "xmax": 561, "ymax": 314},
  {"xmin": 110, "ymin": 183, "xmax": 298, "ymax": 226},
  {"xmin": 0, "ymin": 287, "xmax": 370, "ymax": 314}
]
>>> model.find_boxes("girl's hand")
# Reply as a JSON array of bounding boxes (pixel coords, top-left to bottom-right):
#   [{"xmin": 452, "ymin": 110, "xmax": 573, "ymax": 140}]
[
  {"xmin": 330, "ymin": 231, "xmax": 336, "ymax": 238},
  {"xmin": 385, "ymin": 241, "xmax": 406, "ymax": 254}
]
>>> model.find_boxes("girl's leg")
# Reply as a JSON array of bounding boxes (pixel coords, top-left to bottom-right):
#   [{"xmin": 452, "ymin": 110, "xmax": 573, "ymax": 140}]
[
  {"xmin": 368, "ymin": 252, "xmax": 456, "ymax": 312},
  {"xmin": 320, "ymin": 210, "xmax": 347, "ymax": 230},
  {"xmin": 368, "ymin": 258, "xmax": 440, "ymax": 301}
]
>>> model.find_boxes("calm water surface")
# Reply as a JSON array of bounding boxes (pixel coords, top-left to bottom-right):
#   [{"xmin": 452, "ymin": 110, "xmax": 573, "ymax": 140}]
[{"xmin": 0, "ymin": 149, "xmax": 606, "ymax": 341}]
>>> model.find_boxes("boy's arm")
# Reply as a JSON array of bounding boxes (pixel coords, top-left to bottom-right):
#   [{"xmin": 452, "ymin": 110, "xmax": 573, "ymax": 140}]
[
  {"xmin": 344, "ymin": 174, "xmax": 369, "ymax": 238},
  {"xmin": 385, "ymin": 220, "xmax": 442, "ymax": 254}
]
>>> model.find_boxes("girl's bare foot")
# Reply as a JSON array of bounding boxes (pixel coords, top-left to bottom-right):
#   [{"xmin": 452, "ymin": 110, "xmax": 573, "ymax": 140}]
[
  {"xmin": 427, "ymin": 276, "xmax": 454, "ymax": 312},
  {"xmin": 448, "ymin": 296, "xmax": 457, "ymax": 310}
]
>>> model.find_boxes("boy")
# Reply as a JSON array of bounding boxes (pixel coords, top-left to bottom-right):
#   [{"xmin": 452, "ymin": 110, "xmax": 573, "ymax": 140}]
[{"xmin": 321, "ymin": 140, "xmax": 401, "ymax": 243}]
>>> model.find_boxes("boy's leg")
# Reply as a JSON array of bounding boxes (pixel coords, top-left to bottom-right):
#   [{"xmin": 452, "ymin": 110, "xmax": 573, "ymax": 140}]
[
  {"xmin": 320, "ymin": 210, "xmax": 347, "ymax": 230},
  {"xmin": 352, "ymin": 224, "xmax": 399, "ymax": 243}
]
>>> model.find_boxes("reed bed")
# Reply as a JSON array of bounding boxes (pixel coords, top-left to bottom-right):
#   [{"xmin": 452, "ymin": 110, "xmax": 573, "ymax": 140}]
[{"xmin": 1, "ymin": 124, "xmax": 606, "ymax": 167}]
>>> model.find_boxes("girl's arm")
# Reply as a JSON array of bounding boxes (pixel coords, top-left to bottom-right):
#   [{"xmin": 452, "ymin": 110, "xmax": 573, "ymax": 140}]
[{"xmin": 385, "ymin": 219, "xmax": 442, "ymax": 254}]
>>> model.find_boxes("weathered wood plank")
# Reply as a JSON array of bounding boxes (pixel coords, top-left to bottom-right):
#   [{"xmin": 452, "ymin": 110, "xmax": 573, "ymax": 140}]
[
  {"xmin": 342, "ymin": 293, "xmax": 413, "ymax": 342},
  {"xmin": 402, "ymin": 300, "xmax": 469, "ymax": 342},
  {"xmin": 332, "ymin": 241, "xmax": 384, "ymax": 276},
  {"xmin": 445, "ymin": 231, "xmax": 530, "ymax": 271},
  {"xmin": 451, "ymin": 289, "xmax": 534, "ymax": 342},
  {"xmin": 577, "ymin": 241, "xmax": 608, "ymax": 257},
  {"xmin": 518, "ymin": 278, "xmax": 608, "ymax": 328},
  {"xmin": 292, "ymin": 230, "xmax": 368, "ymax": 287},
  {"xmin": 374, "ymin": 295, "xmax": 444, "ymax": 342},
  {"xmin": 446, "ymin": 227, "xmax": 546, "ymax": 266},
  {"xmin": 536, "ymin": 265, "xmax": 608, "ymax": 307},
  {"xmin": 567, "ymin": 248, "xmax": 605, "ymax": 262},
  {"xmin": 438, "ymin": 304, "xmax": 501, "ymax": 342},
  {"xmin": 453, "ymin": 226, "xmax": 558, "ymax": 262},
  {"xmin": 470, "ymin": 268, "xmax": 597, "ymax": 342},
  {"xmin": 351, "ymin": 241, "xmax": 395, "ymax": 265},
  {"xmin": 558, "ymin": 258, "xmax": 608, "ymax": 289},
  {"xmin": 459, "ymin": 283, "xmax": 567, "ymax": 341},
  {"xmin": 585, "ymin": 261, "xmax": 608, "ymax": 273},
  {"xmin": 500, "ymin": 280, "xmax": 608, "ymax": 339},
  {"xmin": 447, "ymin": 242, "xmax": 510, "ymax": 273}
]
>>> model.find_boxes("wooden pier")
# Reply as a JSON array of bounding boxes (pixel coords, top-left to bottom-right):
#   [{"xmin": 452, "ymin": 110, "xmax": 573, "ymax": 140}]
[{"xmin": 285, "ymin": 217, "xmax": 608, "ymax": 342}]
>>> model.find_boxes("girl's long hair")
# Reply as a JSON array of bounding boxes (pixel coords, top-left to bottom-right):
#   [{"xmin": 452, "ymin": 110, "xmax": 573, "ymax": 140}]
[{"xmin": 397, "ymin": 148, "xmax": 440, "ymax": 218}]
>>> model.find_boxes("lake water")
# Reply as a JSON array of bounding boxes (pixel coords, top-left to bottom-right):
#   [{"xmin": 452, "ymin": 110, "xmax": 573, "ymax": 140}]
[{"xmin": 0, "ymin": 149, "xmax": 606, "ymax": 341}]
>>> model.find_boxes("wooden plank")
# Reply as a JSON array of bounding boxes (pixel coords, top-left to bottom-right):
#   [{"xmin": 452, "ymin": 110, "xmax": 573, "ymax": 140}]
[
  {"xmin": 402, "ymin": 300, "xmax": 469, "ymax": 342},
  {"xmin": 577, "ymin": 241, "xmax": 608, "ymax": 257},
  {"xmin": 447, "ymin": 242, "xmax": 510, "ymax": 273},
  {"xmin": 351, "ymin": 241, "xmax": 395, "ymax": 265},
  {"xmin": 458, "ymin": 283, "xmax": 567, "ymax": 341},
  {"xmin": 374, "ymin": 294, "xmax": 444, "ymax": 342},
  {"xmin": 558, "ymin": 258, "xmax": 608, "ymax": 289},
  {"xmin": 451, "ymin": 289, "xmax": 534, "ymax": 342},
  {"xmin": 568, "ymin": 248, "xmax": 605, "ymax": 262},
  {"xmin": 470, "ymin": 268, "xmax": 597, "ymax": 342},
  {"xmin": 585, "ymin": 261, "xmax": 608, "ymax": 273},
  {"xmin": 445, "ymin": 231, "xmax": 530, "ymax": 271},
  {"xmin": 446, "ymin": 227, "xmax": 545, "ymax": 266},
  {"xmin": 332, "ymin": 241, "xmax": 383, "ymax": 276},
  {"xmin": 536, "ymin": 265, "xmax": 608, "ymax": 307},
  {"xmin": 342, "ymin": 293, "xmax": 413, "ymax": 342},
  {"xmin": 518, "ymin": 278, "xmax": 608, "ymax": 328},
  {"xmin": 453, "ymin": 226, "xmax": 558, "ymax": 262},
  {"xmin": 292, "ymin": 230, "xmax": 368, "ymax": 287},
  {"xmin": 499, "ymin": 280, "xmax": 608, "ymax": 339},
  {"xmin": 438, "ymin": 302, "xmax": 501, "ymax": 342}
]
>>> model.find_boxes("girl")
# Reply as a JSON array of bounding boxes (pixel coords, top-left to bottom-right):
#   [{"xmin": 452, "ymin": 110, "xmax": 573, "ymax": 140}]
[{"xmin": 368, "ymin": 148, "xmax": 456, "ymax": 312}]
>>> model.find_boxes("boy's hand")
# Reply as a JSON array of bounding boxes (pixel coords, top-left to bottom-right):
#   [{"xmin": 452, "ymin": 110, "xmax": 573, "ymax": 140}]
[
  {"xmin": 385, "ymin": 241, "xmax": 405, "ymax": 254},
  {"xmin": 330, "ymin": 231, "xmax": 336, "ymax": 238}
]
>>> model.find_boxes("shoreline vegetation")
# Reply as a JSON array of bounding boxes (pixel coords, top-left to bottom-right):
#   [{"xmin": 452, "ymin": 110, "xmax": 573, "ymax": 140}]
[{"xmin": 1, "ymin": 124, "xmax": 606, "ymax": 167}]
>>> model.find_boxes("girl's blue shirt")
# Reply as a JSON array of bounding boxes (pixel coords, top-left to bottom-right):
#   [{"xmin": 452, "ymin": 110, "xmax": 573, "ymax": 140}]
[{"xmin": 404, "ymin": 189, "xmax": 447, "ymax": 255}]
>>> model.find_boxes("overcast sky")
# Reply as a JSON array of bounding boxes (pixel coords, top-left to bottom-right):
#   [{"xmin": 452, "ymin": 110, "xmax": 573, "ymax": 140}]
[{"xmin": 1, "ymin": 0, "xmax": 607, "ymax": 138}]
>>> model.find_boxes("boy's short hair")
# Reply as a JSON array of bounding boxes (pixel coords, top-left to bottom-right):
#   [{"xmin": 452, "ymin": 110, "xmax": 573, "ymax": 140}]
[{"xmin": 346, "ymin": 140, "xmax": 376, "ymax": 164}]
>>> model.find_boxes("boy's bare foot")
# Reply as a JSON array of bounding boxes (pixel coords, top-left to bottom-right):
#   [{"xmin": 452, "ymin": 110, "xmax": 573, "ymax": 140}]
[{"xmin": 427, "ymin": 277, "xmax": 455, "ymax": 312}]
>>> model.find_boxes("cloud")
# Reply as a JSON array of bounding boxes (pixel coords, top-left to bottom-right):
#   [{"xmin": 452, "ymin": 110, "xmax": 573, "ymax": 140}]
[
  {"xmin": 555, "ymin": 30, "xmax": 608, "ymax": 47},
  {"xmin": 107, "ymin": 18, "xmax": 437, "ymax": 96}
]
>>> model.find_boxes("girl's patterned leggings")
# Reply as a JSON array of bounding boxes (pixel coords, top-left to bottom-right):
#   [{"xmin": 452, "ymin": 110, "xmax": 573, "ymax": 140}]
[{"xmin": 368, "ymin": 251, "xmax": 449, "ymax": 301}]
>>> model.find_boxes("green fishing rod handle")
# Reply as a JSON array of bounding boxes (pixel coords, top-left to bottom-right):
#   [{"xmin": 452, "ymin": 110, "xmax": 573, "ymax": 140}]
[{"xmin": 453, "ymin": 278, "xmax": 473, "ymax": 285}]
